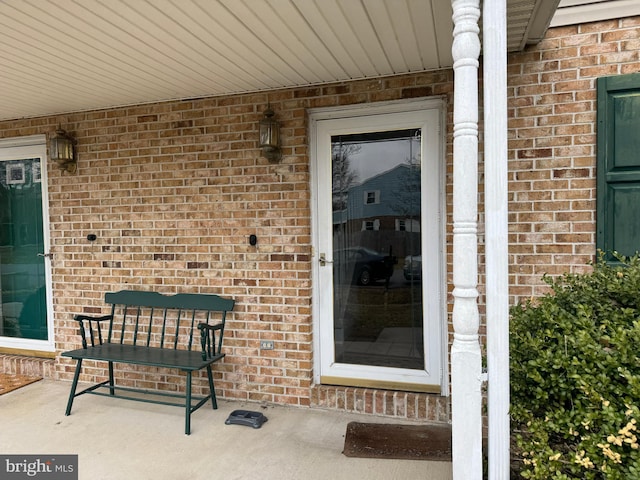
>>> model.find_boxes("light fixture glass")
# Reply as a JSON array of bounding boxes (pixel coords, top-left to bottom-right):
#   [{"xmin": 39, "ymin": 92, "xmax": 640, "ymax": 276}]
[
  {"xmin": 50, "ymin": 127, "xmax": 77, "ymax": 173},
  {"xmin": 259, "ymin": 106, "xmax": 281, "ymax": 162}
]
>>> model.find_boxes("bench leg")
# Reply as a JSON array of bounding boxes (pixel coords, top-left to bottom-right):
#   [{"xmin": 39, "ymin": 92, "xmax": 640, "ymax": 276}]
[
  {"xmin": 108, "ymin": 361, "xmax": 115, "ymax": 395},
  {"xmin": 65, "ymin": 359, "xmax": 83, "ymax": 416},
  {"xmin": 206, "ymin": 365, "xmax": 218, "ymax": 409},
  {"xmin": 185, "ymin": 371, "xmax": 192, "ymax": 435}
]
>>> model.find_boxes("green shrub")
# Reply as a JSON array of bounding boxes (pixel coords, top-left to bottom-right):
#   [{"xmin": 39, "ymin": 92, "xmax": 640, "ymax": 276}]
[{"xmin": 510, "ymin": 253, "xmax": 640, "ymax": 479}]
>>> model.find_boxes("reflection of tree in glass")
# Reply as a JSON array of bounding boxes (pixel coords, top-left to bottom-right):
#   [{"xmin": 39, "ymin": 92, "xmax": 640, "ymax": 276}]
[{"xmin": 331, "ymin": 143, "xmax": 360, "ymax": 211}]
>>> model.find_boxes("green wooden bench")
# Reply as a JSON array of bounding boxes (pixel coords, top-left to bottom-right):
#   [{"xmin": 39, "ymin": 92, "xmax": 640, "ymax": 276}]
[{"xmin": 62, "ymin": 290, "xmax": 235, "ymax": 435}]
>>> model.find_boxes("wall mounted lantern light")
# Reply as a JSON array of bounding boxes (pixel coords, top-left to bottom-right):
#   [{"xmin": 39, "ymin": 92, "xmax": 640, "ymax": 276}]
[
  {"xmin": 259, "ymin": 106, "xmax": 281, "ymax": 162},
  {"xmin": 49, "ymin": 127, "xmax": 77, "ymax": 173}
]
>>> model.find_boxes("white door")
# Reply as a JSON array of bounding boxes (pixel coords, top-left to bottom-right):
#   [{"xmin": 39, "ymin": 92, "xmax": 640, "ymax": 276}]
[
  {"xmin": 311, "ymin": 99, "xmax": 446, "ymax": 392},
  {"xmin": 0, "ymin": 136, "xmax": 54, "ymax": 353}
]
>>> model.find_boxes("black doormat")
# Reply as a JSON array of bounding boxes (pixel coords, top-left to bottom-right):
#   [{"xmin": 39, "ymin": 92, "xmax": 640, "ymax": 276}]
[{"xmin": 342, "ymin": 422, "xmax": 452, "ymax": 461}]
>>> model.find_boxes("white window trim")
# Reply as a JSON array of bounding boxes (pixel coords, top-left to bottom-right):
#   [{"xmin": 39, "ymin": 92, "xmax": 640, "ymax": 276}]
[
  {"xmin": 361, "ymin": 219, "xmax": 380, "ymax": 231},
  {"xmin": 364, "ymin": 190, "xmax": 380, "ymax": 205}
]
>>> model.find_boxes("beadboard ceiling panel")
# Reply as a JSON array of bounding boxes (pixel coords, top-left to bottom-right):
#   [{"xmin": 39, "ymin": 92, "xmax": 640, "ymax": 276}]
[{"xmin": 0, "ymin": 0, "xmax": 559, "ymax": 121}]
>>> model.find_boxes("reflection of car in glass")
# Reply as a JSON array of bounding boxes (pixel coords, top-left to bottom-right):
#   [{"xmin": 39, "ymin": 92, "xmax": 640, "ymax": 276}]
[
  {"xmin": 403, "ymin": 255, "xmax": 422, "ymax": 281},
  {"xmin": 334, "ymin": 247, "xmax": 396, "ymax": 286}
]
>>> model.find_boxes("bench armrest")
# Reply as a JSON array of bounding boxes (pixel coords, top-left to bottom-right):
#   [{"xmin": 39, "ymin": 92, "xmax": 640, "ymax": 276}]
[
  {"xmin": 198, "ymin": 323, "xmax": 224, "ymax": 361},
  {"xmin": 73, "ymin": 314, "xmax": 113, "ymax": 348}
]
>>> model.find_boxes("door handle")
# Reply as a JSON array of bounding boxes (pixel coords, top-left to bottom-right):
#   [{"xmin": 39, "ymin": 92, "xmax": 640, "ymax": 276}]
[
  {"xmin": 319, "ymin": 253, "xmax": 333, "ymax": 266},
  {"xmin": 37, "ymin": 253, "xmax": 53, "ymax": 258}
]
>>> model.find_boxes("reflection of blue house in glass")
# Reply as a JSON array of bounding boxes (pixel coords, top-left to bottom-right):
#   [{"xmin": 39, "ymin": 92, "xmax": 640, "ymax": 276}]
[{"xmin": 333, "ymin": 163, "xmax": 421, "ymax": 258}]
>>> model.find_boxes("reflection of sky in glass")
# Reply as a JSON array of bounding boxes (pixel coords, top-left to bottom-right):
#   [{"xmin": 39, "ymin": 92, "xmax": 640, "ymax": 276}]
[{"xmin": 347, "ymin": 138, "xmax": 420, "ymax": 183}]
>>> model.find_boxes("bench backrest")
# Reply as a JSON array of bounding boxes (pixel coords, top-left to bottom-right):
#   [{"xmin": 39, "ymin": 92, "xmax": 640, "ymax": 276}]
[{"xmin": 101, "ymin": 290, "xmax": 234, "ymax": 353}]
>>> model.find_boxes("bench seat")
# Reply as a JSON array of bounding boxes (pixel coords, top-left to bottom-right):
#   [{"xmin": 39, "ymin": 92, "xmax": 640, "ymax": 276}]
[{"xmin": 63, "ymin": 344, "xmax": 224, "ymax": 371}]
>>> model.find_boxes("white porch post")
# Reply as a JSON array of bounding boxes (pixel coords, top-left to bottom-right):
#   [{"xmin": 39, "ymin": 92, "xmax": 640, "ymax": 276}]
[
  {"xmin": 451, "ymin": 1, "xmax": 482, "ymax": 479},
  {"xmin": 483, "ymin": 0, "xmax": 510, "ymax": 478}
]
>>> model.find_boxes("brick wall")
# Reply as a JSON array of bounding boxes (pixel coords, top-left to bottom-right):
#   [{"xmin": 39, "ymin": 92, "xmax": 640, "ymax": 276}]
[
  {"xmin": 506, "ymin": 16, "xmax": 640, "ymax": 301},
  {"xmin": 1, "ymin": 15, "xmax": 638, "ymax": 421}
]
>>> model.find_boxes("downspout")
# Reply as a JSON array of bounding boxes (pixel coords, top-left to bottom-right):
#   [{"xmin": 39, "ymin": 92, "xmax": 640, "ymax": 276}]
[
  {"xmin": 451, "ymin": 1, "xmax": 483, "ymax": 479},
  {"xmin": 483, "ymin": 0, "xmax": 510, "ymax": 478}
]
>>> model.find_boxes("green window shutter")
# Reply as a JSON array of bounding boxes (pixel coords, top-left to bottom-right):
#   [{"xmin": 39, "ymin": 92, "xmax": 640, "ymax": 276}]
[{"xmin": 596, "ymin": 73, "xmax": 640, "ymax": 262}]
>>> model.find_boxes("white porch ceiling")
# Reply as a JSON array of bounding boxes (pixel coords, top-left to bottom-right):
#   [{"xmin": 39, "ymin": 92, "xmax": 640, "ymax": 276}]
[{"xmin": 0, "ymin": 0, "xmax": 559, "ymax": 122}]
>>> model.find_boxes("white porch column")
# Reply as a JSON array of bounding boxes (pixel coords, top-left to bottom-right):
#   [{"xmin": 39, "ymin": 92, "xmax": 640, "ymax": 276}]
[
  {"xmin": 483, "ymin": 0, "xmax": 510, "ymax": 478},
  {"xmin": 451, "ymin": 1, "xmax": 483, "ymax": 479}
]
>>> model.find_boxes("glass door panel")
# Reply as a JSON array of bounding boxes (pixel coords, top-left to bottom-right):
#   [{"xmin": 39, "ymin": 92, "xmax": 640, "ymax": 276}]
[
  {"xmin": 332, "ymin": 130, "xmax": 424, "ymax": 370},
  {"xmin": 0, "ymin": 139, "xmax": 52, "ymax": 351}
]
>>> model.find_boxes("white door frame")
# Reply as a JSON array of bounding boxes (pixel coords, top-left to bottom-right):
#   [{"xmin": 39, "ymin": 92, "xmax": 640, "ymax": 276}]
[
  {"xmin": 309, "ymin": 98, "xmax": 448, "ymax": 393},
  {"xmin": 0, "ymin": 134, "xmax": 55, "ymax": 353}
]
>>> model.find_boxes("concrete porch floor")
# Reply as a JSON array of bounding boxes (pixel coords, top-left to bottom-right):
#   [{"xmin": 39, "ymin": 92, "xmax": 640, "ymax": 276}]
[{"xmin": 0, "ymin": 380, "xmax": 452, "ymax": 480}]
